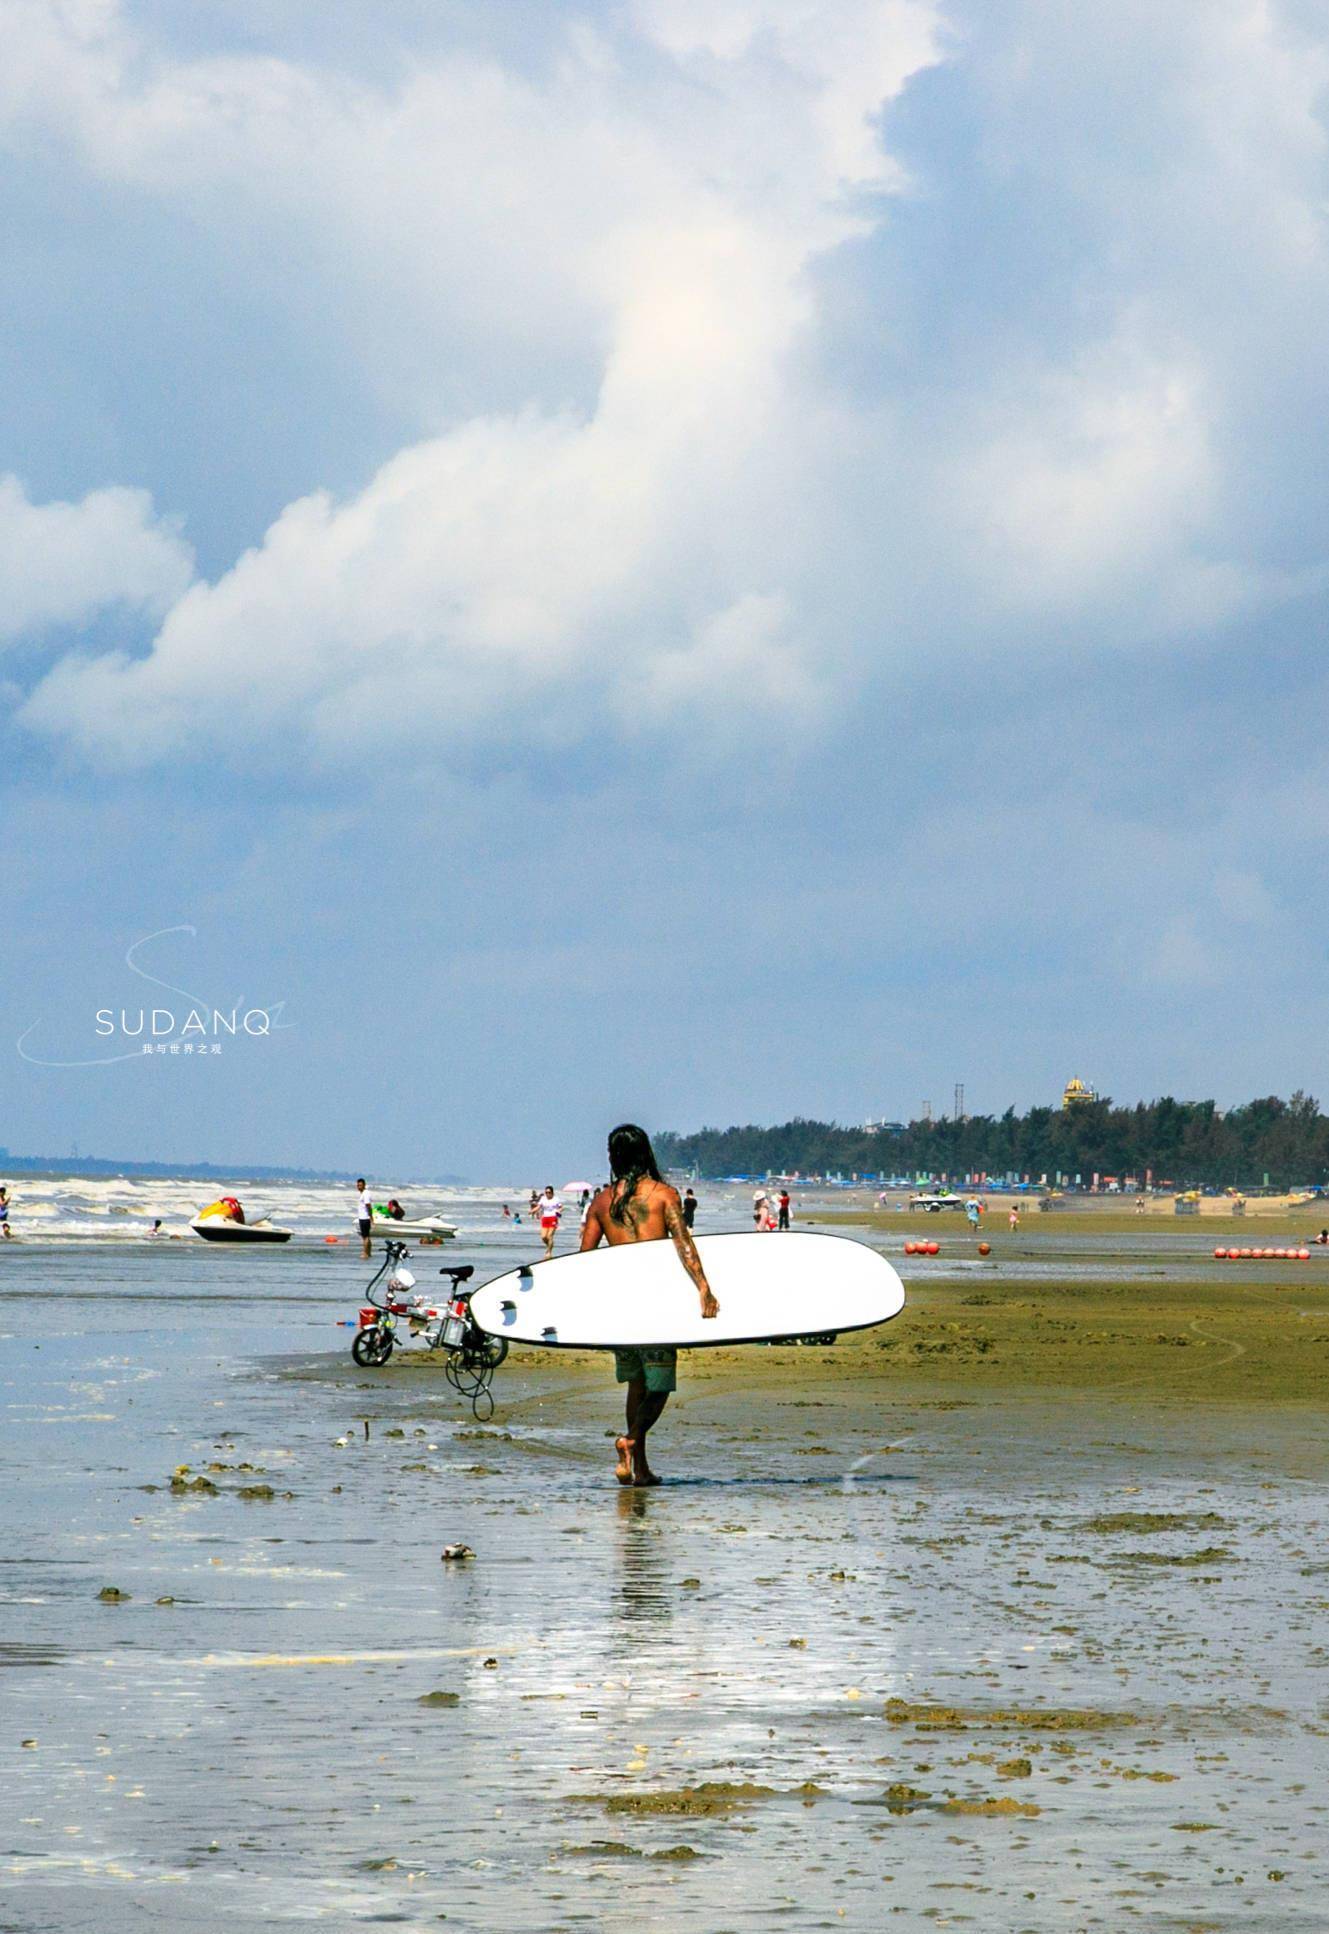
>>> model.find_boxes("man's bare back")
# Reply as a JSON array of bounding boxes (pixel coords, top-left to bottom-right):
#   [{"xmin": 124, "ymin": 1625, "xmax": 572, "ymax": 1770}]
[{"xmin": 581, "ymin": 1177, "xmax": 719, "ymax": 1318}]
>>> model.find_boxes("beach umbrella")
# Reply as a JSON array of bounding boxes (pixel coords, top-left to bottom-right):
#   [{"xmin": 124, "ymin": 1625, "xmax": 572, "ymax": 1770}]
[{"xmin": 562, "ymin": 1180, "xmax": 593, "ymax": 1194}]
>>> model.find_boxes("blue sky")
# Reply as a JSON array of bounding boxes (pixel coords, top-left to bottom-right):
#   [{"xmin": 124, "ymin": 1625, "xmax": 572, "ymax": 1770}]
[{"xmin": 2, "ymin": 0, "xmax": 1328, "ymax": 1179}]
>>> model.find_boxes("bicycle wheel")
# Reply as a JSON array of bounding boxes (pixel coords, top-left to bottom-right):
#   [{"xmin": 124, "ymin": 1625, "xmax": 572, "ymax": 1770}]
[
  {"xmin": 475, "ymin": 1334, "xmax": 508, "ymax": 1370},
  {"xmin": 352, "ymin": 1326, "xmax": 393, "ymax": 1366}
]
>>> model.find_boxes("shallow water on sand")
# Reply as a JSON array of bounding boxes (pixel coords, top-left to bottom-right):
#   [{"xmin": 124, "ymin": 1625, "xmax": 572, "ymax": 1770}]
[{"xmin": 3, "ymin": 1239, "xmax": 1326, "ymax": 1931}]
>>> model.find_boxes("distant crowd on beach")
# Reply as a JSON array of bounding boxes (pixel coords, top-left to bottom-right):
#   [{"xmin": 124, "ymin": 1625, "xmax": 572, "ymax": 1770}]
[{"xmin": 751, "ymin": 1188, "xmax": 792, "ymax": 1231}]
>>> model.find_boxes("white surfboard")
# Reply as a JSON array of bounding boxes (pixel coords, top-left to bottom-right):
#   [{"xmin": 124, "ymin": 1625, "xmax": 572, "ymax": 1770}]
[{"xmin": 469, "ymin": 1231, "xmax": 904, "ymax": 1350}]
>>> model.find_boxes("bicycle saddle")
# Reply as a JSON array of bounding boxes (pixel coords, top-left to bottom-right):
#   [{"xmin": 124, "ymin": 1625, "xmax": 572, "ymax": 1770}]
[{"xmin": 438, "ymin": 1264, "xmax": 474, "ymax": 1284}]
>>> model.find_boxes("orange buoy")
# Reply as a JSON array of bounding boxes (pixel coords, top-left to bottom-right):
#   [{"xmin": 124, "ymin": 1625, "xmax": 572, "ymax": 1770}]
[
  {"xmin": 325, "ymin": 1235, "xmax": 340, "ymax": 1244},
  {"xmin": 978, "ymin": 1241, "xmax": 991, "ymax": 1256},
  {"xmin": 928, "ymin": 1240, "xmax": 940, "ymax": 1255},
  {"xmin": 1213, "ymin": 1248, "xmax": 1225, "ymax": 1259},
  {"xmin": 1227, "ymin": 1247, "xmax": 1240, "ymax": 1259},
  {"xmin": 1299, "ymin": 1247, "xmax": 1310, "ymax": 1259},
  {"xmin": 904, "ymin": 1241, "xmax": 915, "ymax": 1255}
]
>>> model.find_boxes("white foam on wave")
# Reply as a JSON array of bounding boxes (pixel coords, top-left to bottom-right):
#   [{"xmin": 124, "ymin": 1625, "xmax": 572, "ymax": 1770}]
[{"xmin": 0, "ymin": 1172, "xmax": 766, "ymax": 1241}]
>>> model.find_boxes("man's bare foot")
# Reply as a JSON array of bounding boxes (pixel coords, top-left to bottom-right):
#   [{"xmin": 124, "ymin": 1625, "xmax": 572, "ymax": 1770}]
[
  {"xmin": 614, "ymin": 1436, "xmax": 635, "ymax": 1485},
  {"xmin": 631, "ymin": 1454, "xmax": 661, "ymax": 1487}
]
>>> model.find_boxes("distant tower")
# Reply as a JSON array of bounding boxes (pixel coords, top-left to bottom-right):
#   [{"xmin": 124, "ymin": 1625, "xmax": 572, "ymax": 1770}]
[
  {"xmin": 922, "ymin": 1100, "xmax": 933, "ymax": 1125},
  {"xmin": 1062, "ymin": 1077, "xmax": 1098, "ymax": 1110},
  {"xmin": 954, "ymin": 1083, "xmax": 965, "ymax": 1122}
]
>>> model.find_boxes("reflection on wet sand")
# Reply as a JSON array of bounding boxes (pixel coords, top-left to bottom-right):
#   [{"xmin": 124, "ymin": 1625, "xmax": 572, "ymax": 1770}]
[{"xmin": 2, "ymin": 1232, "xmax": 1327, "ymax": 1930}]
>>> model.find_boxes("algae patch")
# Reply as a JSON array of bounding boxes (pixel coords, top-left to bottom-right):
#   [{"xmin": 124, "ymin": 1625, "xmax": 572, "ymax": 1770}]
[
  {"xmin": 562, "ymin": 1841, "xmax": 706, "ymax": 1861},
  {"xmin": 1113, "ymin": 1546, "xmax": 1234, "ymax": 1567},
  {"xmin": 1081, "ymin": 1510, "xmax": 1227, "ymax": 1535},
  {"xmin": 883, "ymin": 1697, "xmax": 1129, "ymax": 1733},
  {"xmin": 944, "ymin": 1797, "xmax": 1042, "ymax": 1818},
  {"xmin": 569, "ymin": 1782, "xmax": 776, "ymax": 1817}
]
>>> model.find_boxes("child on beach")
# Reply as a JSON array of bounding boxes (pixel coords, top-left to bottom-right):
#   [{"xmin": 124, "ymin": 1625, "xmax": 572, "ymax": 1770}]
[{"xmin": 0, "ymin": 1186, "xmax": 10, "ymax": 1237}]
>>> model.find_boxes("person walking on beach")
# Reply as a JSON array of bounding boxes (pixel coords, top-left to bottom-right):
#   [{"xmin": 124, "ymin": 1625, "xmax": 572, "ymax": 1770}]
[
  {"xmin": 581, "ymin": 1123, "xmax": 718, "ymax": 1487},
  {"xmin": 1008, "ymin": 1204, "xmax": 1020, "ymax": 1232},
  {"xmin": 0, "ymin": 1186, "xmax": 10, "ymax": 1238},
  {"xmin": 538, "ymin": 1185, "xmax": 562, "ymax": 1257},
  {"xmin": 353, "ymin": 1178, "xmax": 373, "ymax": 1258},
  {"xmin": 777, "ymin": 1189, "xmax": 791, "ymax": 1230},
  {"xmin": 682, "ymin": 1187, "xmax": 698, "ymax": 1229},
  {"xmin": 753, "ymin": 1190, "xmax": 767, "ymax": 1228}
]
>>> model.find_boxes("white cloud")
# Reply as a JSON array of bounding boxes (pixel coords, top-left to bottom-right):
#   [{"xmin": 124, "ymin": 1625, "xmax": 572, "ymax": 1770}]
[
  {"xmin": 5, "ymin": 0, "xmax": 1329, "ymax": 764},
  {"xmin": 11, "ymin": 0, "xmax": 945, "ymax": 761},
  {"xmin": 954, "ymin": 333, "xmax": 1219, "ymax": 619},
  {"xmin": 0, "ymin": 474, "xmax": 193, "ymax": 645}
]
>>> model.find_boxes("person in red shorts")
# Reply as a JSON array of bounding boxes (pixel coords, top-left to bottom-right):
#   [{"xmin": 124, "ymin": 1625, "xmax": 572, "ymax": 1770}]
[{"xmin": 538, "ymin": 1185, "xmax": 562, "ymax": 1258}]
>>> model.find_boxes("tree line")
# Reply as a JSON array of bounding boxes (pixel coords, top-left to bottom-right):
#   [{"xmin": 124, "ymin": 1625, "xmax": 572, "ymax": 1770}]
[{"xmin": 656, "ymin": 1093, "xmax": 1329, "ymax": 1189}]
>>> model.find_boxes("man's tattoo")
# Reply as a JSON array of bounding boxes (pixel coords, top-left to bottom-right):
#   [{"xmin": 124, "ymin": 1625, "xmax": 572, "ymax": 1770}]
[{"xmin": 665, "ymin": 1201, "xmax": 706, "ymax": 1287}]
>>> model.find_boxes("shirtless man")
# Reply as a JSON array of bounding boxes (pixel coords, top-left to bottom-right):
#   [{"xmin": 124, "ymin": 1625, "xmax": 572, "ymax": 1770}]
[{"xmin": 580, "ymin": 1123, "xmax": 718, "ymax": 1486}]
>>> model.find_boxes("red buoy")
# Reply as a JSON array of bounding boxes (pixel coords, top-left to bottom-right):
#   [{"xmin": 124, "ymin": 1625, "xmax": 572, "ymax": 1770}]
[{"xmin": 978, "ymin": 1241, "xmax": 991, "ymax": 1256}]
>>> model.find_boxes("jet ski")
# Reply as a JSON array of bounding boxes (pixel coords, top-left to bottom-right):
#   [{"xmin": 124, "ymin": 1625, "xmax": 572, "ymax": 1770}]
[
  {"xmin": 191, "ymin": 1197, "xmax": 292, "ymax": 1244},
  {"xmin": 367, "ymin": 1205, "xmax": 457, "ymax": 1239}
]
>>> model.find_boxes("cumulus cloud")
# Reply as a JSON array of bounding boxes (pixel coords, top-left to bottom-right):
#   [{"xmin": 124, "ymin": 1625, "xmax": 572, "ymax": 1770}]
[
  {"xmin": 11, "ymin": 0, "xmax": 945, "ymax": 760},
  {"xmin": 5, "ymin": 0, "xmax": 1329, "ymax": 765},
  {"xmin": 0, "ymin": 474, "xmax": 193, "ymax": 645}
]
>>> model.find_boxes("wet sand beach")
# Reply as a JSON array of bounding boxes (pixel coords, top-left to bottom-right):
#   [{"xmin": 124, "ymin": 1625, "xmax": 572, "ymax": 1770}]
[{"xmin": 3, "ymin": 1206, "xmax": 1327, "ymax": 1930}]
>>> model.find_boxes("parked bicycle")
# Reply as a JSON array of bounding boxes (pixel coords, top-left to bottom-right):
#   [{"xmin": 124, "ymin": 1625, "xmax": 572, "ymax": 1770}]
[{"xmin": 349, "ymin": 1240, "xmax": 507, "ymax": 1417}]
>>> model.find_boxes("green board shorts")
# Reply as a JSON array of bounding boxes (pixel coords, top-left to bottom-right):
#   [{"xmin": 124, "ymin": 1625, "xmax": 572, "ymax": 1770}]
[{"xmin": 613, "ymin": 1346, "xmax": 678, "ymax": 1394}]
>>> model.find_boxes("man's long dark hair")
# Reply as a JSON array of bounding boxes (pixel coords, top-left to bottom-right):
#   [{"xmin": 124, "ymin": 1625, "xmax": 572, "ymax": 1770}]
[{"xmin": 607, "ymin": 1122, "xmax": 663, "ymax": 1225}]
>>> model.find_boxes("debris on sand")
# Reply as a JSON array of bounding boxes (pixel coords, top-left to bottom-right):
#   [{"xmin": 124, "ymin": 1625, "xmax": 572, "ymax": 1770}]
[
  {"xmin": 96, "ymin": 1586, "xmax": 130, "ymax": 1602},
  {"xmin": 418, "ymin": 1690, "xmax": 461, "ymax": 1707}
]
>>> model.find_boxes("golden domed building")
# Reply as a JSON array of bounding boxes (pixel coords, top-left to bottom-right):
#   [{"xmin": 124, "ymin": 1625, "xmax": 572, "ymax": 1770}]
[{"xmin": 1062, "ymin": 1076, "xmax": 1098, "ymax": 1110}]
